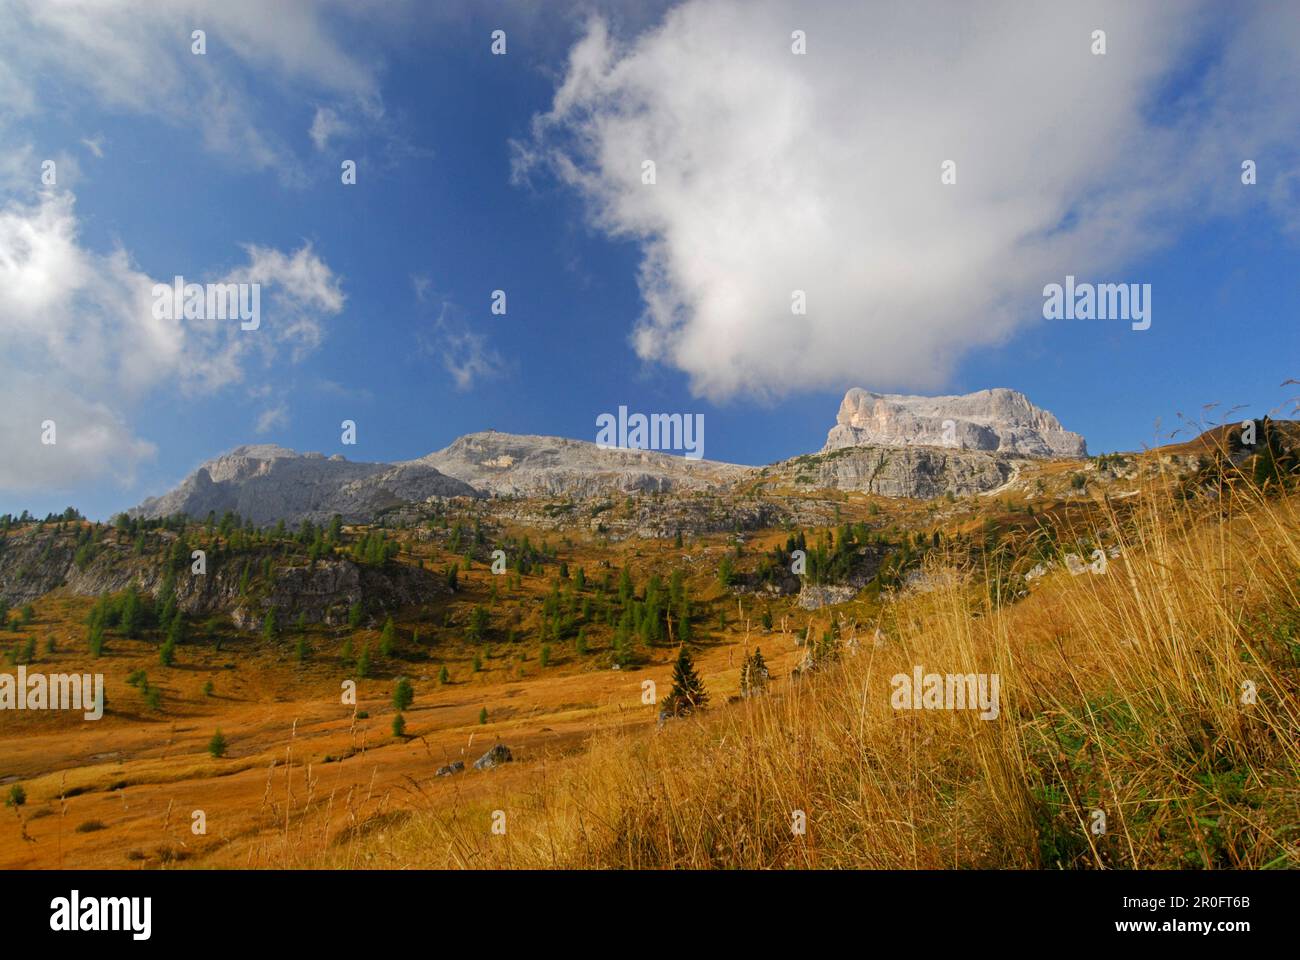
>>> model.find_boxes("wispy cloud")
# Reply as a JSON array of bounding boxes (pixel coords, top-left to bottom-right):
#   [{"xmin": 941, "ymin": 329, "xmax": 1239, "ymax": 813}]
[
  {"xmin": 418, "ymin": 299, "xmax": 506, "ymax": 392},
  {"xmin": 255, "ymin": 402, "xmax": 290, "ymax": 435},
  {"xmin": 309, "ymin": 105, "xmax": 350, "ymax": 151}
]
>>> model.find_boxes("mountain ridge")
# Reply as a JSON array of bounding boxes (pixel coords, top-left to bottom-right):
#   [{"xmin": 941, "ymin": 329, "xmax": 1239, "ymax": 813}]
[{"xmin": 129, "ymin": 387, "xmax": 1086, "ymax": 523}]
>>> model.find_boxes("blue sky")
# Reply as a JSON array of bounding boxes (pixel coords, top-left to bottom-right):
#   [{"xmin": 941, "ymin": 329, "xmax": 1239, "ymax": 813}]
[{"xmin": 1, "ymin": 0, "xmax": 1298, "ymax": 520}]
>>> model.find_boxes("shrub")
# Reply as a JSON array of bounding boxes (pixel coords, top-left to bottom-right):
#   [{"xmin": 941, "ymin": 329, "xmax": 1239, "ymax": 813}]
[
  {"xmin": 208, "ymin": 730, "xmax": 227, "ymax": 758},
  {"xmin": 6, "ymin": 784, "xmax": 25, "ymax": 807}
]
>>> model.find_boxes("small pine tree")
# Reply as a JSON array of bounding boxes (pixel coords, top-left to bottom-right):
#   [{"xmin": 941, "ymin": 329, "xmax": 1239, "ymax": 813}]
[
  {"xmin": 575, "ymin": 628, "xmax": 588, "ymax": 656},
  {"xmin": 295, "ymin": 633, "xmax": 309, "ymax": 662},
  {"xmin": 356, "ymin": 644, "xmax": 371, "ymax": 679},
  {"xmin": 208, "ymin": 729, "xmax": 227, "ymax": 758},
  {"xmin": 664, "ymin": 645, "xmax": 708, "ymax": 716},
  {"xmin": 391, "ymin": 712, "xmax": 406, "ymax": 738},
  {"xmin": 478, "ymin": 706, "xmax": 488, "ymax": 725},
  {"xmin": 539, "ymin": 644, "xmax": 551, "ymax": 667},
  {"xmin": 741, "ymin": 647, "xmax": 769, "ymax": 696},
  {"xmin": 348, "ymin": 602, "xmax": 363, "ymax": 629},
  {"xmin": 393, "ymin": 677, "xmax": 414, "ymax": 710},
  {"xmin": 6, "ymin": 784, "xmax": 26, "ymax": 807},
  {"xmin": 379, "ymin": 616, "xmax": 396, "ymax": 657},
  {"xmin": 202, "ymin": 680, "xmax": 214, "ymax": 697},
  {"xmin": 262, "ymin": 610, "xmax": 278, "ymax": 644},
  {"xmin": 341, "ymin": 636, "xmax": 354, "ymax": 662},
  {"xmin": 438, "ymin": 665, "xmax": 450, "ymax": 684},
  {"xmin": 472, "ymin": 652, "xmax": 483, "ymax": 673}
]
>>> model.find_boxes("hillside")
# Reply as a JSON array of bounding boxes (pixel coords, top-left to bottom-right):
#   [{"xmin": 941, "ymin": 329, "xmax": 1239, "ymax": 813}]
[{"xmin": 0, "ymin": 418, "xmax": 1296, "ymax": 869}]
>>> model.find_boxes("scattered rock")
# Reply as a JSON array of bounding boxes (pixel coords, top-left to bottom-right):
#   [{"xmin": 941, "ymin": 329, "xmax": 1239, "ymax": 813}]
[
  {"xmin": 473, "ymin": 744, "xmax": 513, "ymax": 770},
  {"xmin": 798, "ymin": 584, "xmax": 858, "ymax": 610},
  {"xmin": 435, "ymin": 761, "xmax": 464, "ymax": 777}
]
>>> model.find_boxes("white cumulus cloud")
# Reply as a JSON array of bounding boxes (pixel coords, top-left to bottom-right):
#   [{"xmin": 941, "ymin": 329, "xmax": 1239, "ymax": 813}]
[
  {"xmin": 0, "ymin": 188, "xmax": 344, "ymax": 493},
  {"xmin": 517, "ymin": 0, "xmax": 1300, "ymax": 401}
]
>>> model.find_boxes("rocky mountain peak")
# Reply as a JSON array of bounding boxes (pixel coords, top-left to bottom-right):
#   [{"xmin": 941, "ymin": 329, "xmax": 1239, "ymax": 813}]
[{"xmin": 823, "ymin": 387, "xmax": 1086, "ymax": 458}]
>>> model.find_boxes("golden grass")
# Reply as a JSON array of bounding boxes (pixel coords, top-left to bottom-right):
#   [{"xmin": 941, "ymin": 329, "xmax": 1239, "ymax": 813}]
[{"xmin": 320, "ymin": 473, "xmax": 1300, "ymax": 869}]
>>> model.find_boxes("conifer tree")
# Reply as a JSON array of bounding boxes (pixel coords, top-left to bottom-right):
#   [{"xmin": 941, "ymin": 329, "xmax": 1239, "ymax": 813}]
[
  {"xmin": 664, "ymin": 644, "xmax": 708, "ymax": 716},
  {"xmin": 741, "ymin": 647, "xmax": 769, "ymax": 695},
  {"xmin": 393, "ymin": 677, "xmax": 414, "ymax": 710}
]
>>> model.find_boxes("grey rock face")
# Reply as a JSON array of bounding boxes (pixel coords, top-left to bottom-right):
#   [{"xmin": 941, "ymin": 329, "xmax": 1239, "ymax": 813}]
[
  {"xmin": 0, "ymin": 526, "xmax": 445, "ymax": 622},
  {"xmin": 824, "ymin": 388, "xmax": 1086, "ymax": 459},
  {"xmin": 129, "ymin": 445, "xmax": 480, "ymax": 525},
  {"xmin": 435, "ymin": 761, "xmax": 465, "ymax": 777},
  {"xmin": 416, "ymin": 431, "xmax": 747, "ymax": 499},
  {"xmin": 797, "ymin": 584, "xmax": 860, "ymax": 610},
  {"xmin": 770, "ymin": 445, "xmax": 1025, "ymax": 498},
  {"xmin": 473, "ymin": 744, "xmax": 513, "ymax": 770}
]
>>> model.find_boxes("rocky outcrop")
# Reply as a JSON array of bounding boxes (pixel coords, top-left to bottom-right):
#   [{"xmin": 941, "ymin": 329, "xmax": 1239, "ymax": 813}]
[
  {"xmin": 0, "ymin": 527, "xmax": 444, "ymax": 625},
  {"xmin": 130, "ymin": 445, "xmax": 480, "ymax": 525},
  {"xmin": 473, "ymin": 744, "xmax": 513, "ymax": 770},
  {"xmin": 768, "ymin": 445, "xmax": 1025, "ymax": 498},
  {"xmin": 416, "ymin": 431, "xmax": 747, "ymax": 499},
  {"xmin": 824, "ymin": 388, "xmax": 1086, "ymax": 459}
]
